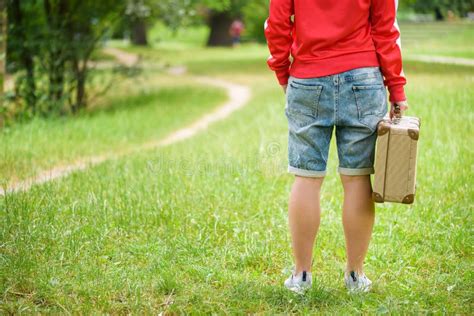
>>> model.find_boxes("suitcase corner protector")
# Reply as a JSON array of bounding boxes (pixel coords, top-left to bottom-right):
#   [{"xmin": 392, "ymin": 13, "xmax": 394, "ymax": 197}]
[
  {"xmin": 377, "ymin": 122, "xmax": 390, "ymax": 136},
  {"xmin": 408, "ymin": 129, "xmax": 419, "ymax": 141},
  {"xmin": 402, "ymin": 194, "xmax": 415, "ymax": 204},
  {"xmin": 372, "ymin": 192, "xmax": 384, "ymax": 203}
]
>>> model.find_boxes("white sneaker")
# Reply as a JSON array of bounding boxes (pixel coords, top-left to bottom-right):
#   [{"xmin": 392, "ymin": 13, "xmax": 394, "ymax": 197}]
[
  {"xmin": 344, "ymin": 270, "xmax": 372, "ymax": 293},
  {"xmin": 284, "ymin": 267, "xmax": 312, "ymax": 294}
]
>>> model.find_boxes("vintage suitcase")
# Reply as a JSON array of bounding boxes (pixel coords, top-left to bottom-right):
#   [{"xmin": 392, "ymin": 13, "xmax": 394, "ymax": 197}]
[{"xmin": 373, "ymin": 115, "xmax": 420, "ymax": 204}]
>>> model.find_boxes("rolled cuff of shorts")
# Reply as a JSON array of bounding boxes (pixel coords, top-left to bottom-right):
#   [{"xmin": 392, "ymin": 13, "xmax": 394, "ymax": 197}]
[
  {"xmin": 288, "ymin": 165, "xmax": 326, "ymax": 177},
  {"xmin": 338, "ymin": 166, "xmax": 374, "ymax": 176}
]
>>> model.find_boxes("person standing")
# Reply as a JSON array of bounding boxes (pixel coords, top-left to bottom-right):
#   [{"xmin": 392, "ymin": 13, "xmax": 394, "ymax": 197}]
[
  {"xmin": 264, "ymin": 0, "xmax": 409, "ymax": 293},
  {"xmin": 230, "ymin": 18, "xmax": 245, "ymax": 47}
]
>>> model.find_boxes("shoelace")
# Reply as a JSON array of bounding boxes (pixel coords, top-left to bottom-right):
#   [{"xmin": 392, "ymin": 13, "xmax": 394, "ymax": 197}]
[{"xmin": 346, "ymin": 271, "xmax": 370, "ymax": 285}]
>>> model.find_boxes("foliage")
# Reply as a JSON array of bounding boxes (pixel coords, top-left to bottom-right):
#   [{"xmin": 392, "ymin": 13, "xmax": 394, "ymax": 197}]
[
  {"xmin": 198, "ymin": 0, "xmax": 248, "ymax": 14},
  {"xmin": 151, "ymin": 0, "xmax": 256, "ymax": 45},
  {"xmin": 124, "ymin": 0, "xmax": 152, "ymax": 45},
  {"xmin": 116, "ymin": 0, "xmax": 200, "ymax": 45},
  {"xmin": 0, "ymin": 1, "xmax": 5, "ymax": 97},
  {"xmin": 156, "ymin": 0, "xmax": 198, "ymax": 33},
  {"xmin": 241, "ymin": 0, "xmax": 268, "ymax": 43},
  {"xmin": 401, "ymin": 0, "xmax": 474, "ymax": 18},
  {"xmin": 6, "ymin": 0, "xmax": 124, "ymax": 119},
  {"xmin": 126, "ymin": 0, "xmax": 151, "ymax": 20}
]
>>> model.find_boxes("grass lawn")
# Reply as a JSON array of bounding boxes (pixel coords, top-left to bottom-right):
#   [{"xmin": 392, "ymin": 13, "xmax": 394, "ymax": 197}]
[
  {"xmin": 1, "ymin": 83, "xmax": 226, "ymax": 185},
  {"xmin": 1, "ymin": 22, "xmax": 473, "ymax": 313},
  {"xmin": 400, "ymin": 21, "xmax": 474, "ymax": 59}
]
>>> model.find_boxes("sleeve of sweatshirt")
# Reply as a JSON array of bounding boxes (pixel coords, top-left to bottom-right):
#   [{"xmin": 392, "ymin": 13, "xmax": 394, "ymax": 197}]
[
  {"xmin": 264, "ymin": 0, "xmax": 294, "ymax": 85},
  {"xmin": 370, "ymin": 0, "xmax": 407, "ymax": 102}
]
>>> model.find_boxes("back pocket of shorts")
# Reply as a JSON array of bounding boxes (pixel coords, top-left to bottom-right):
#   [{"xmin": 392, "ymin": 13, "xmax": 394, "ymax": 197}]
[
  {"xmin": 286, "ymin": 81, "xmax": 323, "ymax": 118},
  {"xmin": 352, "ymin": 84, "xmax": 386, "ymax": 130}
]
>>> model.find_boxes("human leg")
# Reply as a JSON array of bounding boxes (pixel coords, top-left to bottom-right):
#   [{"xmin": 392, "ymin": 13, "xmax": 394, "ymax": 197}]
[
  {"xmin": 288, "ymin": 175, "xmax": 324, "ymax": 275},
  {"xmin": 340, "ymin": 174, "xmax": 375, "ymax": 275}
]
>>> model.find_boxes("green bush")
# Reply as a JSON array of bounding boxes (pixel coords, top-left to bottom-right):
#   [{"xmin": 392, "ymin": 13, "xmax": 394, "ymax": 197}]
[{"xmin": 242, "ymin": 0, "xmax": 268, "ymax": 43}]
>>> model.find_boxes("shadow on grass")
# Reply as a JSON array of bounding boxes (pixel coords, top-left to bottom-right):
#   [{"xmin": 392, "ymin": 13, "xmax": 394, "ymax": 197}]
[
  {"xmin": 88, "ymin": 87, "xmax": 183, "ymax": 115},
  {"xmin": 223, "ymin": 279, "xmax": 342, "ymax": 313}
]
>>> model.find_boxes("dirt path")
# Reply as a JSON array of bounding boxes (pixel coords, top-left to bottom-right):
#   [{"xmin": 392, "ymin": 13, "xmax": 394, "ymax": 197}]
[
  {"xmin": 102, "ymin": 47, "xmax": 140, "ymax": 67},
  {"xmin": 1, "ymin": 50, "xmax": 251, "ymax": 196}
]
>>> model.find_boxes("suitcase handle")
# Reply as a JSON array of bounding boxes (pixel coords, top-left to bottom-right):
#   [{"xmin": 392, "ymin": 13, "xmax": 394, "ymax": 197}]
[{"xmin": 392, "ymin": 103, "xmax": 402, "ymax": 124}]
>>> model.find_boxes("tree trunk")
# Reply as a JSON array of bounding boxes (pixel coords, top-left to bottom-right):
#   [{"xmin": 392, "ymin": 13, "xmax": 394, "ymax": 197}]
[
  {"xmin": 44, "ymin": 0, "xmax": 67, "ymax": 113},
  {"xmin": 48, "ymin": 55, "xmax": 65, "ymax": 108},
  {"xmin": 0, "ymin": 0, "xmax": 6, "ymax": 93},
  {"xmin": 130, "ymin": 19, "xmax": 148, "ymax": 46},
  {"xmin": 434, "ymin": 7, "xmax": 444, "ymax": 21},
  {"xmin": 11, "ymin": 0, "xmax": 37, "ymax": 110},
  {"xmin": 0, "ymin": 0, "xmax": 5, "ymax": 127},
  {"xmin": 71, "ymin": 59, "xmax": 87, "ymax": 114},
  {"xmin": 206, "ymin": 11, "xmax": 233, "ymax": 47}
]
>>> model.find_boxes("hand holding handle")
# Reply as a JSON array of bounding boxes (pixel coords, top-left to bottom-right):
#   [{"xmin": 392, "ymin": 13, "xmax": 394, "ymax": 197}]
[{"xmin": 390, "ymin": 100, "xmax": 409, "ymax": 123}]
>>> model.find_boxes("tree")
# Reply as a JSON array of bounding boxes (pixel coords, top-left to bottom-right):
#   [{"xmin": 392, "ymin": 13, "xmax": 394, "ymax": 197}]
[
  {"xmin": 200, "ymin": 0, "xmax": 248, "ymax": 46},
  {"xmin": 0, "ymin": 0, "xmax": 5, "ymax": 126},
  {"xmin": 8, "ymin": 0, "xmax": 37, "ymax": 111},
  {"xmin": 41, "ymin": 0, "xmax": 124, "ymax": 113},
  {"xmin": 0, "ymin": 0, "xmax": 5, "ymax": 95},
  {"xmin": 404, "ymin": 0, "xmax": 474, "ymax": 20},
  {"xmin": 156, "ymin": 0, "xmax": 197, "ymax": 34},
  {"xmin": 174, "ymin": 0, "xmax": 266, "ymax": 46},
  {"xmin": 126, "ymin": 0, "xmax": 151, "ymax": 46},
  {"xmin": 7, "ymin": 0, "xmax": 124, "ymax": 117},
  {"xmin": 150, "ymin": 0, "xmax": 253, "ymax": 46},
  {"xmin": 241, "ymin": 0, "xmax": 267, "ymax": 43}
]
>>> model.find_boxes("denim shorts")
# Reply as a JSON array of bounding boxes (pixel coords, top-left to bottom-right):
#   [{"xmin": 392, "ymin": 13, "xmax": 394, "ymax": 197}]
[{"xmin": 285, "ymin": 66, "xmax": 388, "ymax": 177}]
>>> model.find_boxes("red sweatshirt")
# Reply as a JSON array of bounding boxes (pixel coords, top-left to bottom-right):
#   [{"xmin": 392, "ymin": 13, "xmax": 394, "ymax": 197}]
[{"xmin": 264, "ymin": 0, "xmax": 407, "ymax": 102}]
